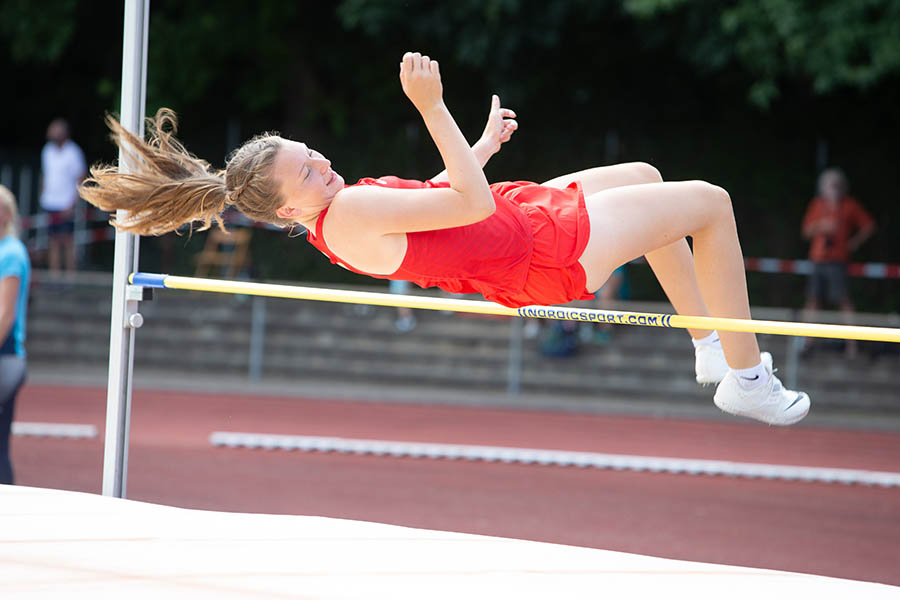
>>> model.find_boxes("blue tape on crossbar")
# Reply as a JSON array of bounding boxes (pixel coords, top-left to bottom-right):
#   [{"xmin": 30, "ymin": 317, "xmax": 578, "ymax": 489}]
[{"xmin": 130, "ymin": 272, "xmax": 168, "ymax": 288}]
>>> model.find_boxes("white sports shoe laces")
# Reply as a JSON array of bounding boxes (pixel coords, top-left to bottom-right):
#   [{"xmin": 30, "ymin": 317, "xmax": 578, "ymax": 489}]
[{"xmin": 713, "ymin": 352, "xmax": 811, "ymax": 425}]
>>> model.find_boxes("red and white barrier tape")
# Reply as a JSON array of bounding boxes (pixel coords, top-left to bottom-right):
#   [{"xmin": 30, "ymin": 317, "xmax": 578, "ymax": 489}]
[{"xmin": 743, "ymin": 258, "xmax": 900, "ymax": 280}]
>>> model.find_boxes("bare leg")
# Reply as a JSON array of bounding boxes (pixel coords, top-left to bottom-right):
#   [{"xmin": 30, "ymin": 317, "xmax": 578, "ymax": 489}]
[
  {"xmin": 542, "ymin": 162, "xmax": 663, "ymax": 191},
  {"xmin": 543, "ymin": 163, "xmax": 712, "ymax": 339},
  {"xmin": 644, "ymin": 240, "xmax": 713, "ymax": 340},
  {"xmin": 578, "ymin": 181, "xmax": 760, "ymax": 369}
]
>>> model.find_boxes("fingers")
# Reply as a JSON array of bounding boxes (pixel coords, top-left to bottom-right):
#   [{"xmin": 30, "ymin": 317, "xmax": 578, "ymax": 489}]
[
  {"xmin": 401, "ymin": 52, "xmax": 436, "ymax": 72},
  {"xmin": 401, "ymin": 52, "xmax": 441, "ymax": 89},
  {"xmin": 490, "ymin": 94, "xmax": 517, "ymax": 118},
  {"xmin": 401, "ymin": 52, "xmax": 412, "ymax": 71},
  {"xmin": 400, "ymin": 52, "xmax": 444, "ymax": 109},
  {"xmin": 501, "ymin": 119, "xmax": 518, "ymax": 141}
]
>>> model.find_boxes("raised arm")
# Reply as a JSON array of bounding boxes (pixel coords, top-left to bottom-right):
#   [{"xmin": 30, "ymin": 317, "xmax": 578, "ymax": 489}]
[
  {"xmin": 400, "ymin": 52, "xmax": 493, "ymax": 209},
  {"xmin": 431, "ymin": 94, "xmax": 518, "ymax": 183},
  {"xmin": 328, "ymin": 53, "xmax": 496, "ymax": 239}
]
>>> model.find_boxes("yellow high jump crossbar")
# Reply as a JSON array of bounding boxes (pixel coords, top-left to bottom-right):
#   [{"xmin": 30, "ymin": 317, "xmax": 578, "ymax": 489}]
[{"xmin": 130, "ymin": 272, "xmax": 900, "ymax": 343}]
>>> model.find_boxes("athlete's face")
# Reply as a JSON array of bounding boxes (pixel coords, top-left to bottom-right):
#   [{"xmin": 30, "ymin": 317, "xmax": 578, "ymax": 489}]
[{"xmin": 272, "ymin": 139, "xmax": 344, "ymax": 223}]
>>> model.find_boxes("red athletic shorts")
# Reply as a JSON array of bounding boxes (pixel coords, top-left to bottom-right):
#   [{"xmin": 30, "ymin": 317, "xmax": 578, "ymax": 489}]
[{"xmin": 491, "ymin": 181, "xmax": 594, "ymax": 307}]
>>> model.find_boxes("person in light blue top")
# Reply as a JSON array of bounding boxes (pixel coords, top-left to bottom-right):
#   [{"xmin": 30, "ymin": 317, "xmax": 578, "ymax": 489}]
[{"xmin": 0, "ymin": 185, "xmax": 30, "ymax": 484}]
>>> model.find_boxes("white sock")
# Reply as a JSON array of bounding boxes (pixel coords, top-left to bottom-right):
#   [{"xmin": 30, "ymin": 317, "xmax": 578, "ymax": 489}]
[
  {"xmin": 692, "ymin": 331, "xmax": 721, "ymax": 349},
  {"xmin": 733, "ymin": 361, "xmax": 769, "ymax": 390}
]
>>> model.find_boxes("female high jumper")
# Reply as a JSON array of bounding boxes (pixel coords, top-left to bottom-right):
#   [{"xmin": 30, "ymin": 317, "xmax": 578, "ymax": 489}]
[{"xmin": 81, "ymin": 52, "xmax": 810, "ymax": 426}]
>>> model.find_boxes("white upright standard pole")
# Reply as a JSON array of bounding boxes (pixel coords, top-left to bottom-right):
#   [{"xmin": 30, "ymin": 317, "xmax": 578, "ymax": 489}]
[{"xmin": 102, "ymin": 0, "xmax": 149, "ymax": 498}]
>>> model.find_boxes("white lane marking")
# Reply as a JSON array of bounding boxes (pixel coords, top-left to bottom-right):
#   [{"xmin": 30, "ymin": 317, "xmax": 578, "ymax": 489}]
[
  {"xmin": 12, "ymin": 422, "xmax": 98, "ymax": 439},
  {"xmin": 208, "ymin": 432, "xmax": 900, "ymax": 488}
]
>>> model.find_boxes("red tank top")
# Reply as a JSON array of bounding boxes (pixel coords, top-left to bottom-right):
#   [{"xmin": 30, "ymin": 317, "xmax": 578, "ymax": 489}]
[{"xmin": 305, "ymin": 176, "xmax": 568, "ymax": 305}]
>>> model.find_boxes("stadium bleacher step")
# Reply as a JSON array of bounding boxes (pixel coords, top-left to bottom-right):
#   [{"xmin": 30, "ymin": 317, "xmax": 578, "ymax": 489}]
[{"xmin": 26, "ymin": 275, "xmax": 900, "ymax": 415}]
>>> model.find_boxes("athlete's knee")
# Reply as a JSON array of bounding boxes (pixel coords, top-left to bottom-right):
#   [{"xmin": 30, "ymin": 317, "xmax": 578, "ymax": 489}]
[
  {"xmin": 710, "ymin": 183, "xmax": 731, "ymax": 208},
  {"xmin": 626, "ymin": 162, "xmax": 663, "ymax": 184},
  {"xmin": 691, "ymin": 181, "xmax": 732, "ymax": 214}
]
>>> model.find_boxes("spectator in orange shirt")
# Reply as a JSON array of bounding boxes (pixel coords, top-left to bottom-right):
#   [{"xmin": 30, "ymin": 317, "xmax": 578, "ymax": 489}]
[{"xmin": 801, "ymin": 168, "xmax": 875, "ymax": 356}]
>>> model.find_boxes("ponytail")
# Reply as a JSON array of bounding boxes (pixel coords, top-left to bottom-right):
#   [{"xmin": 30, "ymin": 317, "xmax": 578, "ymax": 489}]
[{"xmin": 80, "ymin": 109, "xmax": 286, "ymax": 235}]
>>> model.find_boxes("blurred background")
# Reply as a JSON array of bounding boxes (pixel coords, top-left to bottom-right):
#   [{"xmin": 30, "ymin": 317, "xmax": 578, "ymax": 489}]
[
  {"xmin": 2, "ymin": 0, "xmax": 897, "ymax": 403},
  {"xmin": 1, "ymin": 0, "xmax": 898, "ymax": 303},
  {"xmin": 1, "ymin": 0, "xmax": 899, "ymax": 587}
]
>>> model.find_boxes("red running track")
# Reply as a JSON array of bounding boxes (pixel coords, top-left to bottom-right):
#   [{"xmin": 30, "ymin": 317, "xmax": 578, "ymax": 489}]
[{"xmin": 10, "ymin": 383, "xmax": 900, "ymax": 586}]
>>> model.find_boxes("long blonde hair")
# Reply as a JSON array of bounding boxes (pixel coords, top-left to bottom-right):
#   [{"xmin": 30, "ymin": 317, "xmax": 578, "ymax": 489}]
[
  {"xmin": 0, "ymin": 185, "xmax": 19, "ymax": 238},
  {"xmin": 80, "ymin": 109, "xmax": 292, "ymax": 235}
]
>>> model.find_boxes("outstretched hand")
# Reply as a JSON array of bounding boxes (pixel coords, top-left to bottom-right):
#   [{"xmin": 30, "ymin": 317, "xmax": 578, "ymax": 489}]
[
  {"xmin": 477, "ymin": 95, "xmax": 518, "ymax": 157},
  {"xmin": 399, "ymin": 52, "xmax": 443, "ymax": 113}
]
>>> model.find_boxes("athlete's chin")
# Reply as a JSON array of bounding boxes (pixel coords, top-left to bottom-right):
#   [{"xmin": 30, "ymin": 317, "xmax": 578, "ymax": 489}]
[{"xmin": 324, "ymin": 175, "xmax": 345, "ymax": 199}]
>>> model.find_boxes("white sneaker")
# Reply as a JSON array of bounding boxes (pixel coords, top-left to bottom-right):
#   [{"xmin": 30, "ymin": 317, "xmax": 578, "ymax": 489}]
[
  {"xmin": 713, "ymin": 352, "xmax": 810, "ymax": 425},
  {"xmin": 695, "ymin": 342, "xmax": 729, "ymax": 385}
]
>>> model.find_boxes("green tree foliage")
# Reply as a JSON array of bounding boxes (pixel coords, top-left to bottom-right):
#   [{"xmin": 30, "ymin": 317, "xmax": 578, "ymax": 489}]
[
  {"xmin": 6, "ymin": 1, "xmax": 897, "ymax": 117},
  {"xmin": 338, "ymin": 0, "xmax": 900, "ymax": 107},
  {"xmin": 1, "ymin": 1, "xmax": 897, "ymax": 306},
  {"xmin": 0, "ymin": 0, "xmax": 78, "ymax": 62},
  {"xmin": 145, "ymin": 0, "xmax": 299, "ymax": 112},
  {"xmin": 338, "ymin": 0, "xmax": 603, "ymax": 70},
  {"xmin": 622, "ymin": 0, "xmax": 900, "ymax": 106}
]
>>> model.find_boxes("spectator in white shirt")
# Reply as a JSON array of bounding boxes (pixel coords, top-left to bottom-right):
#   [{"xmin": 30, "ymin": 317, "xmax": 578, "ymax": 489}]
[{"xmin": 40, "ymin": 119, "xmax": 85, "ymax": 274}]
